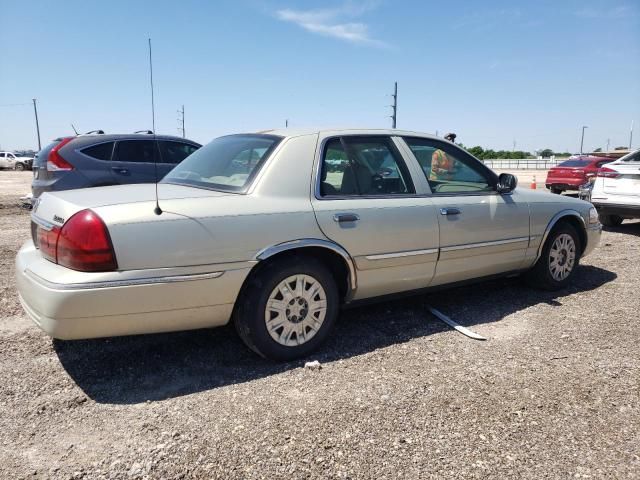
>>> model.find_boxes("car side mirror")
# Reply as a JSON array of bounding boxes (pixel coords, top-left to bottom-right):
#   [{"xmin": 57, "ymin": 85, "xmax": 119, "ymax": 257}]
[{"xmin": 497, "ymin": 173, "xmax": 517, "ymax": 194}]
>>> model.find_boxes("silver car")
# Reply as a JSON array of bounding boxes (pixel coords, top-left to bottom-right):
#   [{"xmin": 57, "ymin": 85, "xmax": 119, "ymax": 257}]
[{"xmin": 16, "ymin": 129, "xmax": 602, "ymax": 360}]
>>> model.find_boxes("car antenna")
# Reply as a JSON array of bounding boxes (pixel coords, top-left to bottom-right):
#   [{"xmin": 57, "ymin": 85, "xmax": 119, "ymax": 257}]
[
  {"xmin": 148, "ymin": 37, "xmax": 162, "ymax": 216},
  {"xmin": 71, "ymin": 123, "xmax": 79, "ymax": 135}
]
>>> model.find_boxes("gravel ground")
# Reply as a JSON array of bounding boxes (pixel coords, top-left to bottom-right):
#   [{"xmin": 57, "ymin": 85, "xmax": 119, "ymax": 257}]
[{"xmin": 0, "ymin": 171, "xmax": 638, "ymax": 479}]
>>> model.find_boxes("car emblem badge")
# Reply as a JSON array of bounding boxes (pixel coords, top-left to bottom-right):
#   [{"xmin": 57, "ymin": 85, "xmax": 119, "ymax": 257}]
[{"xmin": 53, "ymin": 215, "xmax": 65, "ymax": 224}]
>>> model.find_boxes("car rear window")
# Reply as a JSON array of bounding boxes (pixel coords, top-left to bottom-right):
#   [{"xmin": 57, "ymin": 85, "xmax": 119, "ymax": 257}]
[
  {"xmin": 157, "ymin": 141, "xmax": 199, "ymax": 164},
  {"xmin": 81, "ymin": 142, "xmax": 114, "ymax": 161},
  {"xmin": 558, "ymin": 160, "xmax": 590, "ymax": 167},
  {"xmin": 162, "ymin": 134, "xmax": 281, "ymax": 193}
]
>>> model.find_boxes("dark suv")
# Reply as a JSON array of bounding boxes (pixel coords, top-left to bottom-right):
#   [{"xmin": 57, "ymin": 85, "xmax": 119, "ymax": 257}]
[{"xmin": 32, "ymin": 132, "xmax": 201, "ymax": 199}]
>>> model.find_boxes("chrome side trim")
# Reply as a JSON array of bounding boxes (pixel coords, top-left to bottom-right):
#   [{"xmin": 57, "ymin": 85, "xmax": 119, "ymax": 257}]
[
  {"xmin": 534, "ymin": 209, "xmax": 587, "ymax": 262},
  {"xmin": 441, "ymin": 236, "xmax": 530, "ymax": 252},
  {"xmin": 31, "ymin": 214, "xmax": 56, "ymax": 231},
  {"xmin": 25, "ymin": 269, "xmax": 224, "ymax": 290},
  {"xmin": 255, "ymin": 238, "xmax": 358, "ymax": 293},
  {"xmin": 365, "ymin": 248, "xmax": 438, "ymax": 260}
]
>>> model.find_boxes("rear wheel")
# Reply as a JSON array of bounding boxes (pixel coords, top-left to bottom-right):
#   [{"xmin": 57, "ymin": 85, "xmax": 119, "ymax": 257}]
[
  {"xmin": 599, "ymin": 214, "xmax": 623, "ymax": 227},
  {"xmin": 550, "ymin": 186, "xmax": 563, "ymax": 194},
  {"xmin": 525, "ymin": 223, "xmax": 581, "ymax": 291},
  {"xmin": 234, "ymin": 256, "xmax": 339, "ymax": 361}
]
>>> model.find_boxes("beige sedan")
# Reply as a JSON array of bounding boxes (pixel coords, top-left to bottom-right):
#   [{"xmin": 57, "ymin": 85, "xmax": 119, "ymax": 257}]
[{"xmin": 16, "ymin": 129, "xmax": 602, "ymax": 360}]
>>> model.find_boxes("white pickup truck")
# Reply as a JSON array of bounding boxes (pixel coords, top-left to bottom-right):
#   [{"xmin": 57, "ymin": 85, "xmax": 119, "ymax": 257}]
[{"xmin": 0, "ymin": 152, "xmax": 33, "ymax": 170}]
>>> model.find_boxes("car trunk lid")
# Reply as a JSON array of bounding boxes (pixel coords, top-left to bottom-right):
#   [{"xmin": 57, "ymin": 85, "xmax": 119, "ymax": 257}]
[
  {"xmin": 602, "ymin": 163, "xmax": 640, "ymax": 197},
  {"xmin": 32, "ymin": 183, "xmax": 231, "ymax": 233}
]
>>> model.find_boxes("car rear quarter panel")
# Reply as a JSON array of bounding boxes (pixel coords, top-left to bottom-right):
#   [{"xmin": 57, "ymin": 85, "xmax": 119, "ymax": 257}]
[{"xmin": 97, "ymin": 134, "xmax": 326, "ymax": 271}]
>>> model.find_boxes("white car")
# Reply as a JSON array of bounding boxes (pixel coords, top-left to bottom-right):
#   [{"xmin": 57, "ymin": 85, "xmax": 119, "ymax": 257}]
[
  {"xmin": 591, "ymin": 149, "xmax": 640, "ymax": 226},
  {"xmin": 0, "ymin": 151, "xmax": 33, "ymax": 170}
]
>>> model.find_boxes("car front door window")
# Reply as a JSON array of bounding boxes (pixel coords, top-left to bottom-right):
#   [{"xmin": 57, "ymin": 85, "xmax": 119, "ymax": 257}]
[{"xmin": 403, "ymin": 138, "xmax": 495, "ymax": 194}]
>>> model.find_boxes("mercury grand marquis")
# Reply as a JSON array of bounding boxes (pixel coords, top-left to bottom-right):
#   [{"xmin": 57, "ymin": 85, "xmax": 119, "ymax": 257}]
[{"xmin": 16, "ymin": 129, "xmax": 602, "ymax": 360}]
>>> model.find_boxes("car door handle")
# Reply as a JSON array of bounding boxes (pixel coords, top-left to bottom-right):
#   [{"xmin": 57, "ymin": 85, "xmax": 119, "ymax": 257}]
[
  {"xmin": 333, "ymin": 213, "xmax": 360, "ymax": 223},
  {"xmin": 440, "ymin": 207, "xmax": 461, "ymax": 216},
  {"xmin": 112, "ymin": 167, "xmax": 129, "ymax": 175}
]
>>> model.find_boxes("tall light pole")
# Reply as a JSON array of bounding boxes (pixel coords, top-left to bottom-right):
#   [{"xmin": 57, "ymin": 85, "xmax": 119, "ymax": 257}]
[
  {"xmin": 606, "ymin": 138, "xmax": 610, "ymax": 152},
  {"xmin": 32, "ymin": 98, "xmax": 41, "ymax": 150},
  {"xmin": 630, "ymin": 120, "xmax": 634, "ymax": 149},
  {"xmin": 580, "ymin": 125, "xmax": 588, "ymax": 154}
]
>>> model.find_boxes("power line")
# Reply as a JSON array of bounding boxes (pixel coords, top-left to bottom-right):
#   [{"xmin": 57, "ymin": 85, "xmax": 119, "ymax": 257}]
[{"xmin": 0, "ymin": 102, "xmax": 31, "ymax": 107}]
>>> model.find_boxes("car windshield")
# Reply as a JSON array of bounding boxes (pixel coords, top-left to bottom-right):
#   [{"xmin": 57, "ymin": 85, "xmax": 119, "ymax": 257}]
[
  {"xmin": 162, "ymin": 134, "xmax": 282, "ymax": 192},
  {"xmin": 558, "ymin": 160, "xmax": 590, "ymax": 167}
]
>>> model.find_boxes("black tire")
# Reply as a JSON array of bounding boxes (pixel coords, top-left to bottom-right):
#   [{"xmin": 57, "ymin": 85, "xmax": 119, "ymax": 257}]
[
  {"xmin": 233, "ymin": 256, "xmax": 339, "ymax": 361},
  {"xmin": 15, "ymin": 163, "xmax": 25, "ymax": 171},
  {"xmin": 525, "ymin": 222, "xmax": 581, "ymax": 291},
  {"xmin": 550, "ymin": 187, "xmax": 563, "ymax": 195},
  {"xmin": 599, "ymin": 214, "xmax": 623, "ymax": 227}
]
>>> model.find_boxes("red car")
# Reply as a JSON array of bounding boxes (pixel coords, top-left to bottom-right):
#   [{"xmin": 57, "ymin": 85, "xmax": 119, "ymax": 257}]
[{"xmin": 545, "ymin": 156, "xmax": 613, "ymax": 194}]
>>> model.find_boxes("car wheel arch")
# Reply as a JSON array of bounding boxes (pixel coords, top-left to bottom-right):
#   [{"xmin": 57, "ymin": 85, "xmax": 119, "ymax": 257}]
[
  {"xmin": 536, "ymin": 210, "xmax": 587, "ymax": 261},
  {"xmin": 248, "ymin": 239, "xmax": 357, "ymax": 302}
]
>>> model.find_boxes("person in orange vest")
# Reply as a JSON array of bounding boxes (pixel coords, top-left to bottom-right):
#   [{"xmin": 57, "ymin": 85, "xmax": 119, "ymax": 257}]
[{"xmin": 430, "ymin": 133, "xmax": 457, "ymax": 181}]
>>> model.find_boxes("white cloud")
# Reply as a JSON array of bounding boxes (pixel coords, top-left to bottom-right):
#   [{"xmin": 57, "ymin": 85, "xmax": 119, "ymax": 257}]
[
  {"xmin": 276, "ymin": 2, "xmax": 387, "ymax": 47},
  {"xmin": 575, "ymin": 4, "xmax": 638, "ymax": 19}
]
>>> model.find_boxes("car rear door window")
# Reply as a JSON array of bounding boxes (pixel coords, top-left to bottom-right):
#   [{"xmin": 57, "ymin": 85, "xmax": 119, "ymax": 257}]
[
  {"xmin": 114, "ymin": 140, "xmax": 156, "ymax": 163},
  {"xmin": 403, "ymin": 137, "xmax": 495, "ymax": 194},
  {"xmin": 320, "ymin": 137, "xmax": 414, "ymax": 197},
  {"xmin": 81, "ymin": 142, "xmax": 114, "ymax": 161},
  {"xmin": 157, "ymin": 141, "xmax": 199, "ymax": 164}
]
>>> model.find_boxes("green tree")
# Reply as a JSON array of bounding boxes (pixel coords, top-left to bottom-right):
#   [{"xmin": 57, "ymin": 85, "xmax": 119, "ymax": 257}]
[
  {"xmin": 540, "ymin": 149, "xmax": 554, "ymax": 158},
  {"xmin": 467, "ymin": 146, "xmax": 484, "ymax": 158}
]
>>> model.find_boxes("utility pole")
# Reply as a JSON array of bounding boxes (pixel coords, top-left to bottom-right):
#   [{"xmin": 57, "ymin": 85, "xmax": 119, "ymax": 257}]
[
  {"xmin": 513, "ymin": 140, "xmax": 516, "ymax": 152},
  {"xmin": 606, "ymin": 138, "xmax": 610, "ymax": 152},
  {"xmin": 32, "ymin": 99, "xmax": 41, "ymax": 150},
  {"xmin": 148, "ymin": 38, "xmax": 156, "ymax": 134},
  {"xmin": 177, "ymin": 105, "xmax": 185, "ymax": 138},
  {"xmin": 390, "ymin": 81, "xmax": 397, "ymax": 129},
  {"xmin": 630, "ymin": 120, "xmax": 634, "ymax": 149},
  {"xmin": 580, "ymin": 125, "xmax": 588, "ymax": 154},
  {"xmin": 285, "ymin": 119, "xmax": 288, "ymax": 128}
]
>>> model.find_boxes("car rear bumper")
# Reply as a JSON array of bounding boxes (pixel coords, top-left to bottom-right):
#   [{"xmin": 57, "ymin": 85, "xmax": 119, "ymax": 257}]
[
  {"xmin": 545, "ymin": 180, "xmax": 584, "ymax": 190},
  {"xmin": 592, "ymin": 203, "xmax": 640, "ymax": 219},
  {"xmin": 15, "ymin": 241, "xmax": 251, "ymax": 340}
]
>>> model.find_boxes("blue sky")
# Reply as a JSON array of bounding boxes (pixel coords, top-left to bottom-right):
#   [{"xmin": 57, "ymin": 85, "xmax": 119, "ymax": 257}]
[{"xmin": 1, "ymin": 0, "xmax": 639, "ymax": 153}]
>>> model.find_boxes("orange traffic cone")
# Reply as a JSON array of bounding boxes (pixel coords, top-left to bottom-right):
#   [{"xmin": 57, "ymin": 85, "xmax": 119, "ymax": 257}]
[{"xmin": 530, "ymin": 175, "xmax": 537, "ymax": 189}]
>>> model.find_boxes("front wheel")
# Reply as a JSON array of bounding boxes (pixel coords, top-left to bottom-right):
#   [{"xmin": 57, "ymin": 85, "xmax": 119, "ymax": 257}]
[
  {"xmin": 599, "ymin": 214, "xmax": 623, "ymax": 227},
  {"xmin": 234, "ymin": 257, "xmax": 339, "ymax": 361},
  {"xmin": 525, "ymin": 223, "xmax": 581, "ymax": 291},
  {"xmin": 15, "ymin": 163, "xmax": 25, "ymax": 171},
  {"xmin": 550, "ymin": 187, "xmax": 563, "ymax": 194}
]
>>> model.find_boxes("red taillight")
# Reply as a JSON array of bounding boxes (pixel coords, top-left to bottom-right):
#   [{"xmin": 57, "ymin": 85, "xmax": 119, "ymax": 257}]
[
  {"xmin": 57, "ymin": 210, "xmax": 117, "ymax": 271},
  {"xmin": 47, "ymin": 137, "xmax": 74, "ymax": 171},
  {"xmin": 597, "ymin": 167, "xmax": 621, "ymax": 179},
  {"xmin": 36, "ymin": 209, "xmax": 117, "ymax": 272},
  {"xmin": 36, "ymin": 225, "xmax": 61, "ymax": 263}
]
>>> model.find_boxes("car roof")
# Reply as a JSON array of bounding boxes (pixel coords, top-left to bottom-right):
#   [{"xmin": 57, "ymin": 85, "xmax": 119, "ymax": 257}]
[
  {"xmin": 256, "ymin": 127, "xmax": 443, "ymax": 141},
  {"xmin": 68, "ymin": 133, "xmax": 199, "ymax": 143}
]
